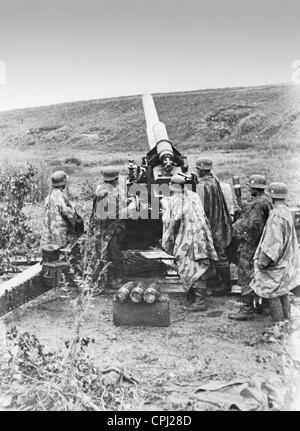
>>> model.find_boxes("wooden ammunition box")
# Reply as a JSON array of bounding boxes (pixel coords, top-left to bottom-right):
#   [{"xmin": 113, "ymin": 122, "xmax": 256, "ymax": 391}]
[
  {"xmin": 42, "ymin": 261, "xmax": 70, "ymax": 289},
  {"xmin": 113, "ymin": 299, "xmax": 170, "ymax": 327}
]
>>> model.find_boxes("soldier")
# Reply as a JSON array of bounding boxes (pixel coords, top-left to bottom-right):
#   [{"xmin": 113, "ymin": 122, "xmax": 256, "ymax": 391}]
[
  {"xmin": 250, "ymin": 183, "xmax": 300, "ymax": 322},
  {"xmin": 90, "ymin": 167, "xmax": 126, "ymax": 289},
  {"xmin": 229, "ymin": 174, "xmax": 273, "ymax": 320},
  {"xmin": 40, "ymin": 170, "xmax": 82, "ymax": 261},
  {"xmin": 195, "ymin": 157, "xmax": 233, "ymax": 294},
  {"xmin": 162, "ymin": 175, "xmax": 219, "ymax": 311}
]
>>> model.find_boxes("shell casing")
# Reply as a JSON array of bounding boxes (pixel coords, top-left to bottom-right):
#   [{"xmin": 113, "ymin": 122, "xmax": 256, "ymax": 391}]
[
  {"xmin": 115, "ymin": 281, "xmax": 136, "ymax": 303},
  {"xmin": 130, "ymin": 282, "xmax": 146, "ymax": 303}
]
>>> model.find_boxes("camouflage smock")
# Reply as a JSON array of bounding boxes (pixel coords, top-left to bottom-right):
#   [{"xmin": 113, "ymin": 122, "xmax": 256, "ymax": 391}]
[
  {"xmin": 91, "ymin": 182, "xmax": 126, "ymax": 247},
  {"xmin": 250, "ymin": 204, "xmax": 300, "ymax": 298},
  {"xmin": 197, "ymin": 173, "xmax": 232, "ymax": 260},
  {"xmin": 162, "ymin": 190, "xmax": 219, "ymax": 291},
  {"xmin": 90, "ymin": 183, "xmax": 126, "ymax": 285},
  {"xmin": 232, "ymin": 193, "xmax": 272, "ymax": 294},
  {"xmin": 40, "ymin": 188, "xmax": 77, "ymax": 251}
]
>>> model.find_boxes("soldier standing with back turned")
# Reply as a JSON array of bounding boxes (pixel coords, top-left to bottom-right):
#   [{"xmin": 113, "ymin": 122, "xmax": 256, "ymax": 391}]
[
  {"xmin": 195, "ymin": 157, "xmax": 233, "ymax": 294},
  {"xmin": 40, "ymin": 170, "xmax": 82, "ymax": 261},
  {"xmin": 250, "ymin": 182, "xmax": 300, "ymax": 322},
  {"xmin": 229, "ymin": 174, "xmax": 272, "ymax": 320},
  {"xmin": 90, "ymin": 167, "xmax": 126, "ymax": 290},
  {"xmin": 162, "ymin": 174, "xmax": 219, "ymax": 311}
]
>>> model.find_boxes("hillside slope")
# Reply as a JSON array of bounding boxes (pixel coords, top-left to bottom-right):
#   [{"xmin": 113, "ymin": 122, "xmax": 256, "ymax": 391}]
[
  {"xmin": 0, "ymin": 83, "xmax": 299, "ymax": 203},
  {"xmin": 0, "ymin": 83, "xmax": 300, "ymax": 155}
]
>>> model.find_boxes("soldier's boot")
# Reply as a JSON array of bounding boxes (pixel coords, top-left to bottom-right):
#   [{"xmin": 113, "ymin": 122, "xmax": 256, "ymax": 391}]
[
  {"xmin": 228, "ymin": 296, "xmax": 256, "ymax": 321},
  {"xmin": 107, "ymin": 262, "xmax": 123, "ymax": 290},
  {"xmin": 186, "ymin": 282, "xmax": 208, "ymax": 312},
  {"xmin": 268, "ymin": 297, "xmax": 285, "ymax": 322},
  {"xmin": 280, "ymin": 294, "xmax": 291, "ymax": 320},
  {"xmin": 254, "ymin": 298, "xmax": 269, "ymax": 316},
  {"xmin": 215, "ymin": 265, "xmax": 232, "ymax": 296},
  {"xmin": 186, "ymin": 287, "xmax": 196, "ymax": 304}
]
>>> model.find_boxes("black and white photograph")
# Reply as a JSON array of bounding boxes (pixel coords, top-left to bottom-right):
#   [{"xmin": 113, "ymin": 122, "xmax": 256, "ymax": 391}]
[{"xmin": 0, "ymin": 0, "xmax": 300, "ymax": 414}]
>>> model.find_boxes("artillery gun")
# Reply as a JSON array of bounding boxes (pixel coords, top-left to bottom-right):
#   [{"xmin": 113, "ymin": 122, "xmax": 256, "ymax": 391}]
[
  {"xmin": 123, "ymin": 94, "xmax": 196, "ymax": 250},
  {"xmin": 0, "ymin": 94, "xmax": 300, "ymax": 316}
]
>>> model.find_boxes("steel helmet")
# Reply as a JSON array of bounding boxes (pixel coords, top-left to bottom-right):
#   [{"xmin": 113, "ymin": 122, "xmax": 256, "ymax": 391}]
[
  {"xmin": 268, "ymin": 182, "xmax": 288, "ymax": 199},
  {"xmin": 246, "ymin": 174, "xmax": 267, "ymax": 189},
  {"xmin": 51, "ymin": 170, "xmax": 67, "ymax": 187},
  {"xmin": 196, "ymin": 157, "xmax": 213, "ymax": 170},
  {"xmin": 102, "ymin": 167, "xmax": 119, "ymax": 182}
]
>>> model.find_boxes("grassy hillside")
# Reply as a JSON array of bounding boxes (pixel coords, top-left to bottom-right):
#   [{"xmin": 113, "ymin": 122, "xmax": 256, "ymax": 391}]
[{"xmin": 0, "ymin": 83, "xmax": 299, "ymax": 204}]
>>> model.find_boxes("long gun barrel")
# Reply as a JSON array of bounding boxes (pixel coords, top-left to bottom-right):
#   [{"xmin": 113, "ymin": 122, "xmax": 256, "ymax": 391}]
[
  {"xmin": 232, "ymin": 176, "xmax": 243, "ymax": 211},
  {"xmin": 142, "ymin": 94, "xmax": 175, "ymax": 175}
]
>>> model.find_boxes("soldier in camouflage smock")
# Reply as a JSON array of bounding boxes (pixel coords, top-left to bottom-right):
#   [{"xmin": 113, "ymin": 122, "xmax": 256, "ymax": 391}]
[
  {"xmin": 40, "ymin": 171, "xmax": 79, "ymax": 258},
  {"xmin": 250, "ymin": 183, "xmax": 300, "ymax": 321},
  {"xmin": 195, "ymin": 157, "xmax": 233, "ymax": 294},
  {"xmin": 90, "ymin": 168, "xmax": 126, "ymax": 289},
  {"xmin": 229, "ymin": 174, "xmax": 272, "ymax": 320},
  {"xmin": 162, "ymin": 175, "xmax": 219, "ymax": 311}
]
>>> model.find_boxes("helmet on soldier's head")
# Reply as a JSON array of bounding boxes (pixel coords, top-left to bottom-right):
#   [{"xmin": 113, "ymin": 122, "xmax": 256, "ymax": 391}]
[
  {"xmin": 246, "ymin": 174, "xmax": 267, "ymax": 189},
  {"xmin": 51, "ymin": 171, "xmax": 67, "ymax": 188},
  {"xmin": 102, "ymin": 167, "xmax": 119, "ymax": 182},
  {"xmin": 196, "ymin": 157, "xmax": 213, "ymax": 170},
  {"xmin": 268, "ymin": 182, "xmax": 288, "ymax": 199},
  {"xmin": 169, "ymin": 174, "xmax": 185, "ymax": 193}
]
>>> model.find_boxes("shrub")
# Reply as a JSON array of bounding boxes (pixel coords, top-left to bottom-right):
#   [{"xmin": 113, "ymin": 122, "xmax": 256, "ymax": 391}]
[
  {"xmin": 31, "ymin": 159, "xmax": 50, "ymax": 202},
  {"xmin": 62, "ymin": 164, "xmax": 79, "ymax": 175},
  {"xmin": 0, "ymin": 326, "xmax": 140, "ymax": 410},
  {"xmin": 64, "ymin": 157, "xmax": 81, "ymax": 166},
  {"xmin": 80, "ymin": 179, "xmax": 97, "ymax": 200},
  {"xmin": 238, "ymin": 113, "xmax": 266, "ymax": 134},
  {"xmin": 0, "ymin": 164, "xmax": 40, "ymax": 273},
  {"xmin": 0, "ymin": 234, "xmax": 141, "ymax": 411},
  {"xmin": 262, "ymin": 121, "xmax": 282, "ymax": 139}
]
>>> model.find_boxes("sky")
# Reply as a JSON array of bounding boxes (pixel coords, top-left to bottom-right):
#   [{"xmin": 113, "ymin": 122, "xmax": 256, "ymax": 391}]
[{"xmin": 0, "ymin": 0, "xmax": 300, "ymax": 111}]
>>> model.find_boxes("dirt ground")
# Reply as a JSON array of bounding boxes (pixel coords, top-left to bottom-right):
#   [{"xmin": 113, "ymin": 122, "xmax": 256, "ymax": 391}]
[{"xmin": 2, "ymin": 288, "xmax": 299, "ymax": 410}]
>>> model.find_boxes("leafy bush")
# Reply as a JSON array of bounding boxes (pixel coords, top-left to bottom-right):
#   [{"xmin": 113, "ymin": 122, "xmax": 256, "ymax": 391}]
[
  {"xmin": 0, "ymin": 327, "xmax": 140, "ymax": 411},
  {"xmin": 64, "ymin": 157, "xmax": 81, "ymax": 166},
  {"xmin": 238, "ymin": 113, "xmax": 266, "ymax": 134},
  {"xmin": 0, "ymin": 233, "xmax": 141, "ymax": 411},
  {"xmin": 80, "ymin": 179, "xmax": 96, "ymax": 200},
  {"xmin": 0, "ymin": 164, "xmax": 40, "ymax": 273},
  {"xmin": 31, "ymin": 159, "xmax": 50, "ymax": 202},
  {"xmin": 262, "ymin": 121, "xmax": 282, "ymax": 139}
]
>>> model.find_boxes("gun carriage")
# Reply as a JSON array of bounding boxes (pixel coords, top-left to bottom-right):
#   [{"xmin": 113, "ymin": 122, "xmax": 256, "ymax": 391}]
[{"xmin": 123, "ymin": 94, "xmax": 196, "ymax": 250}]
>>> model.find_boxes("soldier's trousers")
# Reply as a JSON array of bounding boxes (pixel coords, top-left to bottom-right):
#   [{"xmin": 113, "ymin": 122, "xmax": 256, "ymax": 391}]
[
  {"xmin": 237, "ymin": 241, "xmax": 257, "ymax": 296},
  {"xmin": 107, "ymin": 229, "xmax": 126, "ymax": 279},
  {"xmin": 214, "ymin": 245, "xmax": 231, "ymax": 290}
]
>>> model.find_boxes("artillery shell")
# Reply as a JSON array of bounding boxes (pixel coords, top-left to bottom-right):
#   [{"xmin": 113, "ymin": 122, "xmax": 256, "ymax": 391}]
[
  {"xmin": 130, "ymin": 282, "xmax": 146, "ymax": 303},
  {"xmin": 158, "ymin": 294, "xmax": 169, "ymax": 303},
  {"xmin": 115, "ymin": 281, "xmax": 136, "ymax": 303},
  {"xmin": 143, "ymin": 282, "xmax": 160, "ymax": 304}
]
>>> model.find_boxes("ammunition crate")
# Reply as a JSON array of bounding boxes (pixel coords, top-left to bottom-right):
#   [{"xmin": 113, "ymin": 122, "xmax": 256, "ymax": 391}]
[
  {"xmin": 113, "ymin": 299, "xmax": 170, "ymax": 327},
  {"xmin": 42, "ymin": 261, "xmax": 70, "ymax": 289}
]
